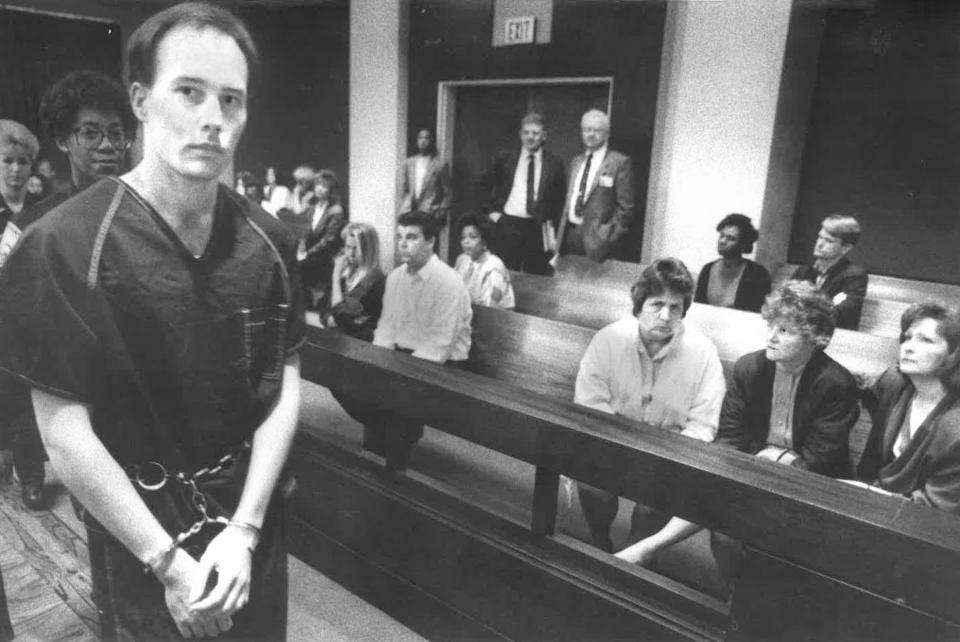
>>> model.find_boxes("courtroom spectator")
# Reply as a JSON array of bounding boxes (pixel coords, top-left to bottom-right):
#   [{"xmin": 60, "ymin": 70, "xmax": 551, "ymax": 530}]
[
  {"xmin": 616, "ymin": 281, "xmax": 859, "ymax": 580},
  {"xmin": 574, "ymin": 258, "xmax": 725, "ymax": 553},
  {"xmin": 454, "ymin": 214, "xmax": 515, "ymax": 309},
  {"xmin": 556, "ymin": 109, "xmax": 634, "ymax": 262},
  {"xmin": 694, "ymin": 214, "xmax": 771, "ymax": 312},
  {"xmin": 325, "ymin": 222, "xmax": 386, "ymax": 342},
  {"xmin": 262, "ymin": 165, "xmax": 291, "ymax": 215},
  {"xmin": 0, "ymin": 120, "xmax": 41, "ymax": 235},
  {"xmin": 479, "ymin": 112, "xmax": 566, "ymax": 275},
  {"xmin": 298, "ymin": 169, "xmax": 346, "ymax": 309},
  {"xmin": 370, "ymin": 210, "xmax": 472, "ymax": 455},
  {"xmin": 0, "ymin": 69, "xmax": 134, "ymax": 511},
  {"xmin": 856, "ymin": 302, "xmax": 960, "ymax": 515},
  {"xmin": 36, "ymin": 158, "xmax": 70, "ymax": 195},
  {"xmin": 792, "ymin": 214, "xmax": 867, "ymax": 330},
  {"xmin": 399, "ymin": 127, "xmax": 451, "ymax": 224},
  {"xmin": 26, "ymin": 175, "xmax": 44, "ymax": 196},
  {"xmin": 289, "ymin": 164, "xmax": 317, "ymax": 214},
  {"xmin": 235, "ymin": 170, "xmax": 262, "ymax": 203}
]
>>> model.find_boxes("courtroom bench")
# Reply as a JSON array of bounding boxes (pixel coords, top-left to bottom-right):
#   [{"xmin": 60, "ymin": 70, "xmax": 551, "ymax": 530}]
[
  {"xmin": 772, "ymin": 263, "xmax": 960, "ymax": 338},
  {"xmin": 293, "ymin": 327, "xmax": 960, "ymax": 641}
]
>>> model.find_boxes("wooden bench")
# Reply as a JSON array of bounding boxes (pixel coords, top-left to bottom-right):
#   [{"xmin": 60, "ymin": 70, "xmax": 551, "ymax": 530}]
[{"xmin": 294, "ymin": 326, "xmax": 960, "ymax": 640}]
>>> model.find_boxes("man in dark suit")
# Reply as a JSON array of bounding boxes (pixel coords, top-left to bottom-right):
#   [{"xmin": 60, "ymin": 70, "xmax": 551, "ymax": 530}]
[
  {"xmin": 791, "ymin": 214, "xmax": 868, "ymax": 331},
  {"xmin": 479, "ymin": 113, "xmax": 566, "ymax": 275},
  {"xmin": 556, "ymin": 109, "xmax": 634, "ymax": 262}
]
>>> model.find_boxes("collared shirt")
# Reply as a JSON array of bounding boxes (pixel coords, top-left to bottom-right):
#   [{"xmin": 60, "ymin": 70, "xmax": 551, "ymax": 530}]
[
  {"xmin": 503, "ymin": 147, "xmax": 543, "ymax": 218},
  {"xmin": 374, "ymin": 254, "xmax": 473, "ymax": 363},
  {"xmin": 414, "ymin": 155, "xmax": 430, "ymax": 200},
  {"xmin": 310, "ymin": 201, "xmax": 329, "ymax": 232},
  {"xmin": 813, "ymin": 256, "xmax": 842, "ymax": 289},
  {"xmin": 574, "ymin": 317, "xmax": 725, "ymax": 442},
  {"xmin": 567, "ymin": 143, "xmax": 608, "ymax": 226},
  {"xmin": 768, "ymin": 364, "xmax": 804, "ymax": 450}
]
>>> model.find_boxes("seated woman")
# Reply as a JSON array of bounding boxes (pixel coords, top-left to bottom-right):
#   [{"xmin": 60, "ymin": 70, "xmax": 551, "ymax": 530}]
[
  {"xmin": 454, "ymin": 214, "xmax": 515, "ymax": 309},
  {"xmin": 298, "ymin": 169, "xmax": 346, "ymax": 309},
  {"xmin": 855, "ymin": 302, "xmax": 960, "ymax": 514},
  {"xmin": 325, "ymin": 222, "xmax": 386, "ymax": 342},
  {"xmin": 694, "ymin": 213, "xmax": 771, "ymax": 313},
  {"xmin": 616, "ymin": 281, "xmax": 860, "ymax": 573}
]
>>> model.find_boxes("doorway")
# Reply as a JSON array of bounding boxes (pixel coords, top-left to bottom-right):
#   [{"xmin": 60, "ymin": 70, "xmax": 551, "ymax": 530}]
[{"xmin": 438, "ymin": 78, "xmax": 613, "ymax": 260}]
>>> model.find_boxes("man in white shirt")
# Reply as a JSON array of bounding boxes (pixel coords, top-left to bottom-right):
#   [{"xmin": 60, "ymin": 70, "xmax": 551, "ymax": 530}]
[
  {"xmin": 556, "ymin": 109, "xmax": 634, "ymax": 262},
  {"xmin": 574, "ymin": 258, "xmax": 725, "ymax": 552},
  {"xmin": 369, "ymin": 210, "xmax": 472, "ymax": 457},
  {"xmin": 479, "ymin": 113, "xmax": 566, "ymax": 274}
]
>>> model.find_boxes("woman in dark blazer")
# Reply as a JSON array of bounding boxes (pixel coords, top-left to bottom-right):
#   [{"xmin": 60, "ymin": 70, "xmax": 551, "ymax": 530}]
[
  {"xmin": 857, "ymin": 302, "xmax": 960, "ymax": 514},
  {"xmin": 298, "ymin": 169, "xmax": 346, "ymax": 309},
  {"xmin": 695, "ymin": 213, "xmax": 771, "ymax": 313}
]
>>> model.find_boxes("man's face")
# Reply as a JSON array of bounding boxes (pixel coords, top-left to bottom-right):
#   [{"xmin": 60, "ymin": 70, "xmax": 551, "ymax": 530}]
[
  {"xmin": 520, "ymin": 122, "xmax": 545, "ymax": 152},
  {"xmin": 580, "ymin": 113, "xmax": 609, "ymax": 152},
  {"xmin": 636, "ymin": 289, "xmax": 685, "ymax": 345},
  {"xmin": 133, "ymin": 26, "xmax": 248, "ymax": 181},
  {"xmin": 396, "ymin": 224, "xmax": 434, "ymax": 271},
  {"xmin": 717, "ymin": 225, "xmax": 742, "ymax": 259},
  {"xmin": 0, "ymin": 146, "xmax": 31, "ymax": 192},
  {"xmin": 416, "ymin": 129, "xmax": 432, "ymax": 154},
  {"xmin": 58, "ymin": 107, "xmax": 126, "ymax": 184},
  {"xmin": 812, "ymin": 226, "xmax": 850, "ymax": 261}
]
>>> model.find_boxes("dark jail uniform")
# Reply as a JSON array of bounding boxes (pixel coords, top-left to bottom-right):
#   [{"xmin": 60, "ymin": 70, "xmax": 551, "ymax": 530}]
[
  {"xmin": 0, "ymin": 178, "xmax": 305, "ymax": 641},
  {"xmin": 0, "ymin": 182, "xmax": 81, "ymax": 490}
]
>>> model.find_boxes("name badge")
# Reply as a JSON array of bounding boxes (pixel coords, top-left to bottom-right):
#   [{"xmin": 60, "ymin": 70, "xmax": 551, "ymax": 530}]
[{"xmin": 599, "ymin": 175, "xmax": 614, "ymax": 188}]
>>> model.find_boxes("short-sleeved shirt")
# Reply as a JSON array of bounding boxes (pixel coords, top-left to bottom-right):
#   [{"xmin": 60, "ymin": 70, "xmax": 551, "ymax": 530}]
[{"xmin": 0, "ymin": 177, "xmax": 306, "ymax": 470}]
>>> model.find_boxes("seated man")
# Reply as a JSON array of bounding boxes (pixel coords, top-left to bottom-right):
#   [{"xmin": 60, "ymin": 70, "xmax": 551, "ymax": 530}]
[
  {"xmin": 616, "ymin": 281, "xmax": 860, "ymax": 580},
  {"xmin": 792, "ymin": 214, "xmax": 867, "ymax": 330},
  {"xmin": 575, "ymin": 258, "xmax": 725, "ymax": 553},
  {"xmin": 694, "ymin": 213, "xmax": 770, "ymax": 312},
  {"xmin": 369, "ymin": 210, "xmax": 472, "ymax": 457}
]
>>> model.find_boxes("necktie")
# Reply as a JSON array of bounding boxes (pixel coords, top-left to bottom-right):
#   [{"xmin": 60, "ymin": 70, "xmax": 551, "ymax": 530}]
[
  {"xmin": 576, "ymin": 152, "xmax": 592, "ymax": 212},
  {"xmin": 526, "ymin": 153, "xmax": 536, "ymax": 215}
]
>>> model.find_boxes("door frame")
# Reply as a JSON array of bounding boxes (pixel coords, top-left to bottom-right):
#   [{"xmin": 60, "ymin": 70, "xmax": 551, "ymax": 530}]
[{"xmin": 436, "ymin": 76, "xmax": 615, "ymax": 174}]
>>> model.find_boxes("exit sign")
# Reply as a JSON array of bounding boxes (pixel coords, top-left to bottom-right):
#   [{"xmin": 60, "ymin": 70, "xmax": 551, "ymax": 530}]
[{"xmin": 504, "ymin": 16, "xmax": 536, "ymax": 45}]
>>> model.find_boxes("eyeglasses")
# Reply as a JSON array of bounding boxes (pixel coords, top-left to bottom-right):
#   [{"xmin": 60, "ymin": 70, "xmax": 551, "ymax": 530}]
[{"xmin": 73, "ymin": 126, "xmax": 130, "ymax": 151}]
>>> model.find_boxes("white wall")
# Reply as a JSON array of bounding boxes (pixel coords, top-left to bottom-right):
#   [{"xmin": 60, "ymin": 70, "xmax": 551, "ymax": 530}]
[
  {"xmin": 349, "ymin": 0, "xmax": 409, "ymax": 268},
  {"xmin": 642, "ymin": 0, "xmax": 793, "ymax": 272}
]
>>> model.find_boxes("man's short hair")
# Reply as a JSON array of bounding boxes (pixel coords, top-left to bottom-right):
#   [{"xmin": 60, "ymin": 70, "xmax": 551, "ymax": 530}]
[
  {"xmin": 124, "ymin": 1, "xmax": 261, "ymax": 93},
  {"xmin": 821, "ymin": 214, "xmax": 861, "ymax": 247},
  {"xmin": 40, "ymin": 70, "xmax": 137, "ymax": 142},
  {"xmin": 520, "ymin": 112, "xmax": 545, "ymax": 130},
  {"xmin": 761, "ymin": 280, "xmax": 836, "ymax": 349},
  {"xmin": 716, "ymin": 213, "xmax": 759, "ymax": 254},
  {"xmin": 292, "ymin": 165, "xmax": 316, "ymax": 184},
  {"xmin": 457, "ymin": 213, "xmax": 494, "ymax": 246},
  {"xmin": 631, "ymin": 258, "xmax": 695, "ymax": 316},
  {"xmin": 581, "ymin": 108, "xmax": 610, "ymax": 131},
  {"xmin": 397, "ymin": 210, "xmax": 440, "ymax": 242},
  {"xmin": 0, "ymin": 120, "xmax": 39, "ymax": 161}
]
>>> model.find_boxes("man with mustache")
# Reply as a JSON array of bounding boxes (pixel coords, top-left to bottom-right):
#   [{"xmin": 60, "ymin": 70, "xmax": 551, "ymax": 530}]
[
  {"xmin": 573, "ymin": 258, "xmax": 725, "ymax": 553},
  {"xmin": 0, "ymin": 70, "xmax": 135, "ymax": 511},
  {"xmin": 0, "ymin": 3, "xmax": 304, "ymax": 639}
]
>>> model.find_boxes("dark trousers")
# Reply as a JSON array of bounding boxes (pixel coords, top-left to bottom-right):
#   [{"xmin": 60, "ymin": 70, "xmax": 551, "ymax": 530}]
[
  {"xmin": 493, "ymin": 214, "xmax": 552, "ymax": 275},
  {"xmin": 560, "ymin": 223, "xmax": 585, "ymax": 257},
  {"xmin": 12, "ymin": 415, "xmax": 46, "ymax": 487},
  {"xmin": 576, "ymin": 482, "xmax": 670, "ymax": 553}
]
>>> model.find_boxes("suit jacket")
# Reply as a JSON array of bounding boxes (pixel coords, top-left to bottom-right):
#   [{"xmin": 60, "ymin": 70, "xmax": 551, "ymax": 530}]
[
  {"xmin": 858, "ymin": 367, "xmax": 960, "ymax": 514},
  {"xmin": 715, "ymin": 349, "xmax": 860, "ymax": 478},
  {"xmin": 792, "ymin": 258, "xmax": 868, "ymax": 331},
  {"xmin": 300, "ymin": 202, "xmax": 346, "ymax": 287},
  {"xmin": 694, "ymin": 259, "xmax": 772, "ymax": 313},
  {"xmin": 557, "ymin": 149, "xmax": 634, "ymax": 262},
  {"xmin": 399, "ymin": 154, "xmax": 452, "ymax": 216},
  {"xmin": 478, "ymin": 148, "xmax": 566, "ymax": 226}
]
